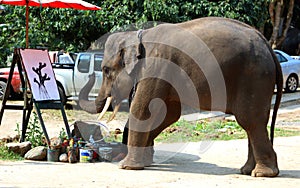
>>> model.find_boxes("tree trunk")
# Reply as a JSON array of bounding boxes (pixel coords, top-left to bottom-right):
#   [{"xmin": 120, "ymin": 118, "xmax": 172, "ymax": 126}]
[{"xmin": 269, "ymin": 0, "xmax": 295, "ymax": 49}]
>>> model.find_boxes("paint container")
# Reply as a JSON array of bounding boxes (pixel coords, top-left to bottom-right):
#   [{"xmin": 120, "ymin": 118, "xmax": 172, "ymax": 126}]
[
  {"xmin": 99, "ymin": 147, "xmax": 112, "ymax": 162},
  {"xmin": 79, "ymin": 148, "xmax": 93, "ymax": 163},
  {"xmin": 47, "ymin": 148, "xmax": 59, "ymax": 162}
]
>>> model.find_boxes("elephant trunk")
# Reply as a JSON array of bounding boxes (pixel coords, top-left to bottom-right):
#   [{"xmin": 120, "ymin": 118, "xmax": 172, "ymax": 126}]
[
  {"xmin": 79, "ymin": 100, "xmax": 98, "ymax": 114},
  {"xmin": 78, "ymin": 71, "xmax": 124, "ymax": 121},
  {"xmin": 78, "ymin": 72, "xmax": 100, "ymax": 114}
]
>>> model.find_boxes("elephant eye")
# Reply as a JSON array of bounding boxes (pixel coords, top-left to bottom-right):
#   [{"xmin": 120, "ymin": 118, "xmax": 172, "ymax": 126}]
[{"xmin": 103, "ymin": 66, "xmax": 110, "ymax": 77}]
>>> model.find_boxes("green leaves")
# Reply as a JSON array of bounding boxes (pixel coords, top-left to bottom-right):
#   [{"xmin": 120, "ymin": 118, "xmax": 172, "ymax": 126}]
[
  {"xmin": 0, "ymin": 0, "xmax": 296, "ymax": 67},
  {"xmin": 25, "ymin": 112, "xmax": 45, "ymax": 148}
]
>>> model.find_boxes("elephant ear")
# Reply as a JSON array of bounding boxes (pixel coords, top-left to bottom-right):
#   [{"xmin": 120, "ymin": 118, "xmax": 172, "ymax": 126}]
[{"xmin": 121, "ymin": 32, "xmax": 145, "ymax": 75}]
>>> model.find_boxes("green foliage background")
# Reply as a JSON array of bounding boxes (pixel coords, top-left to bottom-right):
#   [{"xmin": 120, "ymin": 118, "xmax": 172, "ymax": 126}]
[{"xmin": 0, "ymin": 0, "xmax": 297, "ymax": 66}]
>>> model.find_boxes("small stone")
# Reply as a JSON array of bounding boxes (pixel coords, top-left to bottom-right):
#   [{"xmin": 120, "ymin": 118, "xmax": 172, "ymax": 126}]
[
  {"xmin": 218, "ymin": 128, "xmax": 227, "ymax": 133},
  {"xmin": 24, "ymin": 146, "xmax": 47, "ymax": 160},
  {"xmin": 1, "ymin": 134, "xmax": 20, "ymax": 143},
  {"xmin": 6, "ymin": 141, "xmax": 32, "ymax": 157},
  {"xmin": 59, "ymin": 153, "xmax": 68, "ymax": 162}
]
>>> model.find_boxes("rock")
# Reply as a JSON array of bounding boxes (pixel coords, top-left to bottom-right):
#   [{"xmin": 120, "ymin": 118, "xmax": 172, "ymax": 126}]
[
  {"xmin": 218, "ymin": 128, "xmax": 228, "ymax": 133},
  {"xmin": 24, "ymin": 146, "xmax": 47, "ymax": 160},
  {"xmin": 59, "ymin": 153, "xmax": 68, "ymax": 162},
  {"xmin": 1, "ymin": 135, "xmax": 20, "ymax": 143},
  {"xmin": 6, "ymin": 141, "xmax": 31, "ymax": 157}
]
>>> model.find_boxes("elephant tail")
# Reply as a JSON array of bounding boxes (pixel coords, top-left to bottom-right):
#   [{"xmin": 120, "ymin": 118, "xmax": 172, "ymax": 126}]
[
  {"xmin": 252, "ymin": 27, "xmax": 283, "ymax": 145},
  {"xmin": 270, "ymin": 48, "xmax": 283, "ymax": 145}
]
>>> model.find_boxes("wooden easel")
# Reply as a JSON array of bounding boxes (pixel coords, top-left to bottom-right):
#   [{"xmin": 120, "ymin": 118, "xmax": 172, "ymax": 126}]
[{"xmin": 0, "ymin": 48, "xmax": 71, "ymax": 145}]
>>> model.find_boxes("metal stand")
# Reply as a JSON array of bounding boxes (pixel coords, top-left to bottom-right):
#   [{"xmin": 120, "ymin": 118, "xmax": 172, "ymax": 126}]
[{"xmin": 0, "ymin": 48, "xmax": 71, "ymax": 145}]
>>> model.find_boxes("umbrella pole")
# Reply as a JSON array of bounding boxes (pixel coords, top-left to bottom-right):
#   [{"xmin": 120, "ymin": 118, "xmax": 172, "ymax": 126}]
[{"xmin": 25, "ymin": 2, "xmax": 29, "ymax": 48}]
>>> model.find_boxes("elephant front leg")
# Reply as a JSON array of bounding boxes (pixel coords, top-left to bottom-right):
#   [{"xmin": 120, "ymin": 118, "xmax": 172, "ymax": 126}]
[
  {"xmin": 119, "ymin": 143, "xmax": 147, "ymax": 170},
  {"xmin": 119, "ymin": 80, "xmax": 179, "ymax": 170}
]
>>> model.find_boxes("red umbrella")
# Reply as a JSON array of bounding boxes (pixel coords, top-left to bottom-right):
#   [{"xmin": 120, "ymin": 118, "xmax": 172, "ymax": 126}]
[{"xmin": 0, "ymin": 0, "xmax": 101, "ymax": 48}]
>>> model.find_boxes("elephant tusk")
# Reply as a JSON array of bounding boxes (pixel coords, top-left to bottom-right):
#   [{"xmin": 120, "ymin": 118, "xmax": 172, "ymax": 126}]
[
  {"xmin": 107, "ymin": 103, "xmax": 121, "ymax": 123},
  {"xmin": 97, "ymin": 96, "xmax": 112, "ymax": 120}
]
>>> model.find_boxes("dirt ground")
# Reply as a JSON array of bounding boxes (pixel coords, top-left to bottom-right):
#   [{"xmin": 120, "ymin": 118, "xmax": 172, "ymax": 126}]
[{"xmin": 0, "ymin": 102, "xmax": 300, "ymax": 187}]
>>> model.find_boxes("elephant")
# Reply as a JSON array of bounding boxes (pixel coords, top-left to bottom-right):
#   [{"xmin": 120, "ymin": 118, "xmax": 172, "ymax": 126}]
[
  {"xmin": 79, "ymin": 17, "xmax": 283, "ymax": 177},
  {"xmin": 282, "ymin": 27, "xmax": 300, "ymax": 55}
]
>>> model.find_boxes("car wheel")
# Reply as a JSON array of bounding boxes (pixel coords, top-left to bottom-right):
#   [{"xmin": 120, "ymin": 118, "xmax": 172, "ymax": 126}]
[
  {"xmin": 285, "ymin": 75, "xmax": 298, "ymax": 93},
  {"xmin": 58, "ymin": 86, "xmax": 67, "ymax": 105},
  {"xmin": 0, "ymin": 81, "xmax": 7, "ymax": 100}
]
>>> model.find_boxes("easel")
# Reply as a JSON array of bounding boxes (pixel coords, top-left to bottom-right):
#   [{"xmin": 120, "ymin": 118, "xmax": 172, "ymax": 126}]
[{"xmin": 0, "ymin": 48, "xmax": 71, "ymax": 145}]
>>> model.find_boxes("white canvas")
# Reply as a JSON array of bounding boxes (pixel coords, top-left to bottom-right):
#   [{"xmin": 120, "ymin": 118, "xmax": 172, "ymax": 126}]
[{"xmin": 20, "ymin": 49, "xmax": 60, "ymax": 101}]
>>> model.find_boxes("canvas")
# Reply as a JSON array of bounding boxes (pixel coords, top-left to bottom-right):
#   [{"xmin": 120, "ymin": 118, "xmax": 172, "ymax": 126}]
[{"xmin": 20, "ymin": 49, "xmax": 60, "ymax": 101}]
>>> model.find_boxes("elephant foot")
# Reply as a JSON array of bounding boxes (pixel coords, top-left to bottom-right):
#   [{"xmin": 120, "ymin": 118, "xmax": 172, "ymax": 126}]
[
  {"xmin": 118, "ymin": 157, "xmax": 144, "ymax": 170},
  {"xmin": 118, "ymin": 146, "xmax": 145, "ymax": 170},
  {"xmin": 251, "ymin": 164, "xmax": 279, "ymax": 177},
  {"xmin": 240, "ymin": 162, "xmax": 255, "ymax": 175},
  {"xmin": 117, "ymin": 146, "xmax": 154, "ymax": 169},
  {"xmin": 143, "ymin": 146, "xmax": 154, "ymax": 167}
]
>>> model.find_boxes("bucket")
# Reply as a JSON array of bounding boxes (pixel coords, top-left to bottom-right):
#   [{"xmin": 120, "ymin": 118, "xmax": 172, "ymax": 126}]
[
  {"xmin": 47, "ymin": 149, "xmax": 59, "ymax": 162},
  {"xmin": 99, "ymin": 147, "xmax": 112, "ymax": 162},
  {"xmin": 79, "ymin": 148, "xmax": 93, "ymax": 163}
]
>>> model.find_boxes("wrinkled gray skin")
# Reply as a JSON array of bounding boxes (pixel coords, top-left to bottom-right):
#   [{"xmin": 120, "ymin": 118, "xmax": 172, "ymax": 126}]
[
  {"xmin": 79, "ymin": 17, "xmax": 283, "ymax": 177},
  {"xmin": 79, "ymin": 71, "xmax": 133, "ymax": 113}
]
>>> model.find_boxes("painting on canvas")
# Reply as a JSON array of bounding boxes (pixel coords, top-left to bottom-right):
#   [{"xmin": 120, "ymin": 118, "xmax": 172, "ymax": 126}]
[{"xmin": 20, "ymin": 49, "xmax": 60, "ymax": 101}]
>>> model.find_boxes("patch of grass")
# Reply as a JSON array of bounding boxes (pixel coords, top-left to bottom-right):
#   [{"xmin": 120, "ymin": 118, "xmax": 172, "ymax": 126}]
[
  {"xmin": 155, "ymin": 119, "xmax": 245, "ymax": 143},
  {"xmin": 25, "ymin": 112, "xmax": 47, "ymax": 147},
  {"xmin": 155, "ymin": 119, "xmax": 300, "ymax": 143},
  {"xmin": 273, "ymin": 127, "xmax": 300, "ymax": 137},
  {"xmin": 0, "ymin": 142, "xmax": 23, "ymax": 161}
]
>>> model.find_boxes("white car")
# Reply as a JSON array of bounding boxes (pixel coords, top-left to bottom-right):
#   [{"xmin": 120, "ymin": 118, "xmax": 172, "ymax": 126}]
[{"xmin": 274, "ymin": 50, "xmax": 300, "ymax": 93}]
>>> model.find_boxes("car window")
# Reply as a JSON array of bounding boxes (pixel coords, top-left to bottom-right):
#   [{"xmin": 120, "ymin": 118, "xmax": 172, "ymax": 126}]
[
  {"xmin": 77, "ymin": 54, "xmax": 91, "ymax": 73},
  {"xmin": 275, "ymin": 53, "xmax": 288, "ymax": 63},
  {"xmin": 58, "ymin": 55, "xmax": 74, "ymax": 64},
  {"xmin": 94, "ymin": 54, "xmax": 103, "ymax": 72}
]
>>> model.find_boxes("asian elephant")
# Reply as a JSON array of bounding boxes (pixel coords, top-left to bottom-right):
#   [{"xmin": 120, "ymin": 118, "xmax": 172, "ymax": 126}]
[
  {"xmin": 79, "ymin": 17, "xmax": 283, "ymax": 177},
  {"xmin": 282, "ymin": 27, "xmax": 300, "ymax": 55}
]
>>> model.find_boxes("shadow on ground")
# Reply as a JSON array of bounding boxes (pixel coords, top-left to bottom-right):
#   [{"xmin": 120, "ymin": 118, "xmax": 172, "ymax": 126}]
[{"xmin": 148, "ymin": 150, "xmax": 238, "ymax": 175}]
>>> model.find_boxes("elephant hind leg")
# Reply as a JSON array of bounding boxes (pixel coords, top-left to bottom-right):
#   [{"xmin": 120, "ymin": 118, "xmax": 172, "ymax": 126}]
[
  {"xmin": 237, "ymin": 120, "xmax": 279, "ymax": 177},
  {"xmin": 240, "ymin": 137, "xmax": 255, "ymax": 175},
  {"xmin": 236, "ymin": 114, "xmax": 279, "ymax": 177},
  {"xmin": 247, "ymin": 127, "xmax": 279, "ymax": 177}
]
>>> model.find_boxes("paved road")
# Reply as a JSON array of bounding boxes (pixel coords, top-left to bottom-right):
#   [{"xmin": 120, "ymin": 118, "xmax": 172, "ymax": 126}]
[
  {"xmin": 181, "ymin": 91, "xmax": 300, "ymax": 122},
  {"xmin": 0, "ymin": 136, "xmax": 299, "ymax": 187}
]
